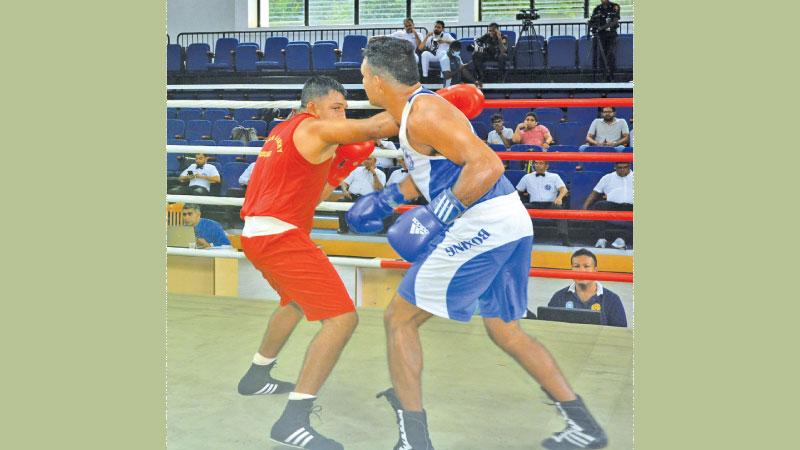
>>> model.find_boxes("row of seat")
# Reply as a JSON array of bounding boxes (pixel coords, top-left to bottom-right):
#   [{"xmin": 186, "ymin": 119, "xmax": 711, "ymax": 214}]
[
  {"xmin": 167, "ymin": 34, "xmax": 633, "ymax": 75},
  {"xmin": 167, "ymin": 119, "xmax": 276, "ymax": 143}
]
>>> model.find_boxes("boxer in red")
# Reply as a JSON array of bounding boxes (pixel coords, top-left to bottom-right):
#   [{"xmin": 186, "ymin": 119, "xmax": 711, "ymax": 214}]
[{"xmin": 236, "ymin": 75, "xmax": 399, "ymax": 450}]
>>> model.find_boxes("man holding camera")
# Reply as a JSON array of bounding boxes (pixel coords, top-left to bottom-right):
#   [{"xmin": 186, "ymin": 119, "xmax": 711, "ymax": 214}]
[
  {"xmin": 470, "ymin": 23, "xmax": 508, "ymax": 83},
  {"xmin": 589, "ymin": 0, "xmax": 621, "ymax": 81},
  {"xmin": 419, "ymin": 20, "xmax": 455, "ymax": 81}
]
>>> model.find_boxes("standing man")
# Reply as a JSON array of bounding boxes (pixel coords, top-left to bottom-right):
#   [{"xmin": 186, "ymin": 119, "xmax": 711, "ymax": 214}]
[
  {"xmin": 419, "ymin": 20, "xmax": 455, "ymax": 80},
  {"xmin": 516, "ymin": 160, "xmax": 571, "ymax": 247},
  {"xmin": 236, "ymin": 75, "xmax": 399, "ymax": 450},
  {"xmin": 589, "ymin": 0, "xmax": 621, "ymax": 81},
  {"xmin": 583, "ymin": 162, "xmax": 633, "ymax": 249},
  {"xmin": 347, "ymin": 37, "xmax": 607, "ymax": 450},
  {"xmin": 390, "ymin": 18, "xmax": 425, "ymax": 63}
]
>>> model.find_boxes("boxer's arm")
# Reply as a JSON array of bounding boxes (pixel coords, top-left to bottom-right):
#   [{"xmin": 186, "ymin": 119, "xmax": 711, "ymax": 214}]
[
  {"xmin": 315, "ymin": 112, "xmax": 399, "ymax": 146},
  {"xmin": 407, "ymin": 97, "xmax": 504, "ymax": 206}
]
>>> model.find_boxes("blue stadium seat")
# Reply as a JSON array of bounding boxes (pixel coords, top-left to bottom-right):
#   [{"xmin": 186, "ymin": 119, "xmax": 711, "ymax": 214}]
[
  {"xmin": 615, "ymin": 34, "xmax": 633, "ymax": 70},
  {"xmin": 471, "ymin": 121, "xmax": 489, "ymax": 140},
  {"xmin": 547, "ymin": 161, "xmax": 576, "ymax": 183},
  {"xmin": 217, "ymin": 140, "xmax": 245, "ymax": 147},
  {"xmin": 242, "ymin": 120, "xmax": 268, "ymax": 137},
  {"xmin": 314, "ymin": 40, "xmax": 338, "ymax": 46},
  {"xmin": 503, "ymin": 170, "xmax": 526, "ymax": 187},
  {"xmin": 234, "ymin": 43, "xmax": 260, "ymax": 73},
  {"xmin": 547, "ymin": 36, "xmax": 577, "ymax": 70},
  {"xmin": 208, "ymin": 38, "xmax": 238, "ymax": 70},
  {"xmin": 167, "ymin": 108, "xmax": 178, "ymax": 119},
  {"xmin": 312, "ymin": 42, "xmax": 337, "ymax": 72},
  {"xmin": 285, "ymin": 42, "xmax": 312, "ymax": 73},
  {"xmin": 578, "ymin": 36, "xmax": 594, "ymax": 70},
  {"xmin": 549, "ymin": 145, "xmax": 579, "ymax": 153},
  {"xmin": 188, "ymin": 139, "xmax": 216, "ymax": 146},
  {"xmin": 185, "ymin": 120, "xmax": 212, "ymax": 141},
  {"xmin": 212, "ymin": 120, "xmax": 239, "ymax": 143},
  {"xmin": 554, "ymin": 122, "xmax": 586, "ymax": 146},
  {"xmin": 489, "ymin": 144, "xmax": 507, "ymax": 152},
  {"xmin": 473, "ymin": 108, "xmax": 500, "ymax": 126},
  {"xmin": 166, "ymin": 154, "xmax": 182, "ymax": 176},
  {"xmin": 167, "ymin": 139, "xmax": 188, "ymax": 146},
  {"xmin": 621, "ymin": 146, "xmax": 633, "ymax": 153},
  {"xmin": 248, "ymin": 140, "xmax": 265, "ymax": 147},
  {"xmin": 204, "ymin": 108, "xmax": 229, "ymax": 123},
  {"xmin": 569, "ymin": 171, "xmax": 604, "ymax": 210},
  {"xmin": 256, "ymin": 36, "xmax": 289, "ymax": 71},
  {"xmin": 335, "ymin": 35, "xmax": 367, "ymax": 69},
  {"xmin": 501, "ymin": 31, "xmax": 517, "ymax": 48},
  {"xmin": 213, "ymin": 141, "xmax": 245, "ymax": 165},
  {"xmin": 502, "ymin": 108, "xmax": 529, "ymax": 127},
  {"xmin": 458, "ymin": 38, "xmax": 474, "ymax": 64},
  {"xmin": 581, "ymin": 162, "xmax": 614, "ymax": 173},
  {"xmin": 167, "ymin": 119, "xmax": 185, "ymax": 139},
  {"xmin": 566, "ymin": 108, "xmax": 599, "ymax": 124},
  {"xmin": 267, "ymin": 119, "xmax": 285, "ymax": 133},
  {"xmin": 178, "ymin": 108, "xmax": 203, "ymax": 122},
  {"xmin": 233, "ymin": 108, "xmax": 261, "ymax": 122},
  {"xmin": 514, "ymin": 37, "xmax": 546, "ymax": 70},
  {"xmin": 221, "ymin": 162, "xmax": 250, "ymax": 195},
  {"xmin": 510, "ymin": 144, "xmax": 542, "ymax": 152},
  {"xmin": 533, "ymin": 108, "xmax": 563, "ymax": 123},
  {"xmin": 615, "ymin": 107, "xmax": 633, "ymax": 123},
  {"xmin": 167, "ymin": 44, "xmax": 183, "ymax": 73},
  {"xmin": 186, "ymin": 43, "xmax": 211, "ymax": 72},
  {"xmin": 582, "ymin": 146, "xmax": 613, "ymax": 153}
]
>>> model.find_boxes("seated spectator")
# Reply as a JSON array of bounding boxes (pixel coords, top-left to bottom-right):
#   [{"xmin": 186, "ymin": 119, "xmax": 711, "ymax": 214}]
[
  {"xmin": 579, "ymin": 106, "xmax": 630, "ymax": 151},
  {"xmin": 239, "ymin": 162, "xmax": 255, "ymax": 188},
  {"xmin": 441, "ymin": 41, "xmax": 480, "ymax": 88},
  {"xmin": 486, "ymin": 113, "xmax": 513, "ymax": 149},
  {"xmin": 419, "ymin": 20, "xmax": 455, "ymax": 80},
  {"xmin": 169, "ymin": 153, "xmax": 220, "ymax": 196},
  {"xmin": 544, "ymin": 248, "xmax": 627, "ymax": 327},
  {"xmin": 390, "ymin": 18, "xmax": 425, "ymax": 63},
  {"xmin": 180, "ymin": 203, "xmax": 231, "ymax": 249},
  {"xmin": 375, "ymin": 139, "xmax": 398, "ymax": 169},
  {"xmin": 471, "ymin": 23, "xmax": 508, "ymax": 82},
  {"xmin": 512, "ymin": 112, "xmax": 554, "ymax": 149},
  {"xmin": 340, "ymin": 156, "xmax": 386, "ymax": 200},
  {"xmin": 583, "ymin": 162, "xmax": 633, "ymax": 249},
  {"xmin": 516, "ymin": 160, "xmax": 571, "ymax": 246},
  {"xmin": 386, "ymin": 158, "xmax": 409, "ymax": 186}
]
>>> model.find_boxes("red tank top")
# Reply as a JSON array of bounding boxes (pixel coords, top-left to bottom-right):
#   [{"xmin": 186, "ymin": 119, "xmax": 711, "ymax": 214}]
[{"xmin": 240, "ymin": 113, "xmax": 332, "ymax": 233}]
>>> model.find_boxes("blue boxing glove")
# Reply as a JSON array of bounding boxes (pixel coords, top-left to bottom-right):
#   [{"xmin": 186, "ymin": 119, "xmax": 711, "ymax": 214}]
[
  {"xmin": 346, "ymin": 183, "xmax": 406, "ymax": 234},
  {"xmin": 387, "ymin": 188, "xmax": 466, "ymax": 262}
]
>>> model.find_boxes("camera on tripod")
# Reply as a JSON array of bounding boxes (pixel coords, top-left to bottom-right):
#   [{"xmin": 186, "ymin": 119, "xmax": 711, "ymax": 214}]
[
  {"xmin": 589, "ymin": 12, "xmax": 612, "ymax": 34},
  {"xmin": 516, "ymin": 9, "xmax": 540, "ymax": 22}
]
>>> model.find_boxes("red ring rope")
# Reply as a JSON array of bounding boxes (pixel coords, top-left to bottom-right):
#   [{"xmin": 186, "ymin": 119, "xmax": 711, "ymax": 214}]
[
  {"xmin": 497, "ymin": 152, "xmax": 632, "ymax": 162},
  {"xmin": 482, "ymin": 97, "xmax": 633, "ymax": 109},
  {"xmin": 379, "ymin": 260, "xmax": 632, "ymax": 283}
]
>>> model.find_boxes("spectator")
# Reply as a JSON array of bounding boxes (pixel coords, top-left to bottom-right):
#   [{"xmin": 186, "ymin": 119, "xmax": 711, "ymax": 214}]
[
  {"xmin": 512, "ymin": 112, "xmax": 554, "ymax": 149},
  {"xmin": 486, "ymin": 113, "xmax": 513, "ymax": 149},
  {"xmin": 588, "ymin": 0, "xmax": 621, "ymax": 81},
  {"xmin": 583, "ymin": 162, "xmax": 633, "ymax": 249},
  {"xmin": 180, "ymin": 203, "xmax": 231, "ymax": 249},
  {"xmin": 239, "ymin": 162, "xmax": 255, "ymax": 188},
  {"xmin": 471, "ymin": 23, "xmax": 508, "ymax": 82},
  {"xmin": 441, "ymin": 41, "xmax": 480, "ymax": 88},
  {"xmin": 419, "ymin": 20, "xmax": 455, "ymax": 80},
  {"xmin": 579, "ymin": 106, "xmax": 629, "ymax": 151},
  {"xmin": 545, "ymin": 248, "xmax": 627, "ymax": 327},
  {"xmin": 374, "ymin": 139, "xmax": 398, "ymax": 169},
  {"xmin": 390, "ymin": 18, "xmax": 425, "ymax": 63},
  {"xmin": 169, "ymin": 153, "xmax": 220, "ymax": 195},
  {"xmin": 340, "ymin": 156, "xmax": 386, "ymax": 200},
  {"xmin": 386, "ymin": 158, "xmax": 409, "ymax": 186},
  {"xmin": 516, "ymin": 160, "xmax": 571, "ymax": 246}
]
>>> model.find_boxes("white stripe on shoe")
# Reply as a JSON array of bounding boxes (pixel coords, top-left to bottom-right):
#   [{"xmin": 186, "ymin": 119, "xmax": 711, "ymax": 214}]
[
  {"xmin": 290, "ymin": 430, "xmax": 310, "ymax": 446},
  {"xmin": 254, "ymin": 383, "xmax": 276, "ymax": 395},
  {"xmin": 299, "ymin": 434, "xmax": 314, "ymax": 447},
  {"xmin": 285, "ymin": 428, "xmax": 306, "ymax": 443}
]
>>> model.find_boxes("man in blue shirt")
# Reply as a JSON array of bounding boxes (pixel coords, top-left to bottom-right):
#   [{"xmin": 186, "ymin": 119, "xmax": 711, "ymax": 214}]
[
  {"xmin": 547, "ymin": 248, "xmax": 627, "ymax": 327},
  {"xmin": 181, "ymin": 204, "xmax": 231, "ymax": 249}
]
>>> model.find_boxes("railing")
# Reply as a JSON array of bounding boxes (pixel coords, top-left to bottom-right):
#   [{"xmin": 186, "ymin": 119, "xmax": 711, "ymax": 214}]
[{"xmin": 175, "ymin": 20, "xmax": 631, "ymax": 49}]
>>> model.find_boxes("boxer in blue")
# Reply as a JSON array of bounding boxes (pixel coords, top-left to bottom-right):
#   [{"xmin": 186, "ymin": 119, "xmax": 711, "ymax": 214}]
[{"xmin": 346, "ymin": 36, "xmax": 608, "ymax": 450}]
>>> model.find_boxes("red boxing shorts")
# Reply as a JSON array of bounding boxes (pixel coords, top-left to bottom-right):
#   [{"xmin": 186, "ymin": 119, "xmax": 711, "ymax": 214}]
[{"xmin": 241, "ymin": 228, "xmax": 355, "ymax": 321}]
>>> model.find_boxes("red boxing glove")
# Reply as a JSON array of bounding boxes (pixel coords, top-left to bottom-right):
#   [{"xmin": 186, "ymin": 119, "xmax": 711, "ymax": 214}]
[
  {"xmin": 436, "ymin": 84, "xmax": 485, "ymax": 119},
  {"xmin": 327, "ymin": 141, "xmax": 376, "ymax": 186}
]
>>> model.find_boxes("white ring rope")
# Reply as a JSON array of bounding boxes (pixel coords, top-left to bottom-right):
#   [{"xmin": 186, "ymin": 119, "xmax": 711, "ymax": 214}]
[
  {"xmin": 167, "ymin": 82, "xmax": 632, "ymax": 92},
  {"xmin": 166, "ymin": 145, "xmax": 403, "ymax": 159},
  {"xmin": 167, "ymin": 246, "xmax": 386, "ymax": 268},
  {"xmin": 167, "ymin": 194, "xmax": 353, "ymax": 212}
]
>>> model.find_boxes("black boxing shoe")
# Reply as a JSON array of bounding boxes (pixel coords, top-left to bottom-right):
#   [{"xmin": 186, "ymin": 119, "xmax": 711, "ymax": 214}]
[
  {"xmin": 541, "ymin": 395, "xmax": 607, "ymax": 449},
  {"xmin": 270, "ymin": 398, "xmax": 344, "ymax": 450},
  {"xmin": 377, "ymin": 388, "xmax": 434, "ymax": 450},
  {"xmin": 237, "ymin": 361, "xmax": 295, "ymax": 396}
]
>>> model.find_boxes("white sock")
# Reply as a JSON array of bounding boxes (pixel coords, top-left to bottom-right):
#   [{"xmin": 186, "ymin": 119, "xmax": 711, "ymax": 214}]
[
  {"xmin": 253, "ymin": 353, "xmax": 276, "ymax": 366},
  {"xmin": 289, "ymin": 392, "xmax": 317, "ymax": 400}
]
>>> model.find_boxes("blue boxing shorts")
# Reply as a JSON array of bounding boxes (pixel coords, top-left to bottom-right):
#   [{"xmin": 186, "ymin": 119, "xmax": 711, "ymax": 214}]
[{"xmin": 397, "ymin": 192, "xmax": 534, "ymax": 322}]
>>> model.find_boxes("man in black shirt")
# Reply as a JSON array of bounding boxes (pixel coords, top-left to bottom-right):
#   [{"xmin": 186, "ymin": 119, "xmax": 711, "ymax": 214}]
[
  {"xmin": 471, "ymin": 23, "xmax": 508, "ymax": 82},
  {"xmin": 589, "ymin": 0, "xmax": 621, "ymax": 81}
]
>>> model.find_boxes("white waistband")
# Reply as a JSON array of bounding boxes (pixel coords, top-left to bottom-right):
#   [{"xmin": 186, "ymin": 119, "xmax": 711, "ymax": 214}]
[{"xmin": 242, "ymin": 216, "xmax": 298, "ymax": 237}]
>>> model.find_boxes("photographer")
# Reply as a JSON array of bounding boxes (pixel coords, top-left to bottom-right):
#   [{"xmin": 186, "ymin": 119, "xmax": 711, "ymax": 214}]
[
  {"xmin": 470, "ymin": 23, "xmax": 508, "ymax": 83},
  {"xmin": 589, "ymin": 0, "xmax": 621, "ymax": 81},
  {"xmin": 441, "ymin": 41, "xmax": 480, "ymax": 88},
  {"xmin": 419, "ymin": 20, "xmax": 455, "ymax": 80}
]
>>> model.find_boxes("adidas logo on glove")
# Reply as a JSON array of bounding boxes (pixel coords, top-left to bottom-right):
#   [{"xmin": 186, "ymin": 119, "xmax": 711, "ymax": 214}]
[{"xmin": 409, "ymin": 217, "xmax": 430, "ymax": 235}]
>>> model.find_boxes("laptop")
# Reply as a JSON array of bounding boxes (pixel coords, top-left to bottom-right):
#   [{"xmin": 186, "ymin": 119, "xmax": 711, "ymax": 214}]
[
  {"xmin": 536, "ymin": 306, "xmax": 603, "ymax": 325},
  {"xmin": 167, "ymin": 225, "xmax": 196, "ymax": 248}
]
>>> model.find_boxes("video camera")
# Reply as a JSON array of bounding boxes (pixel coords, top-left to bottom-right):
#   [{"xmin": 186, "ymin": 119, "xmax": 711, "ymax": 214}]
[
  {"xmin": 589, "ymin": 11, "xmax": 617, "ymax": 34},
  {"xmin": 516, "ymin": 9, "xmax": 541, "ymax": 22}
]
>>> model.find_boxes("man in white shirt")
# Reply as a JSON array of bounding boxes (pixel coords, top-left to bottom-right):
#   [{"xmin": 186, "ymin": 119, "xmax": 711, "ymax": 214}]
[
  {"xmin": 375, "ymin": 139, "xmax": 398, "ymax": 169},
  {"xmin": 486, "ymin": 113, "xmax": 513, "ymax": 149},
  {"xmin": 169, "ymin": 153, "xmax": 221, "ymax": 195},
  {"xmin": 386, "ymin": 158, "xmax": 409, "ymax": 186},
  {"xmin": 239, "ymin": 162, "xmax": 255, "ymax": 188},
  {"xmin": 419, "ymin": 20, "xmax": 455, "ymax": 79},
  {"xmin": 579, "ymin": 106, "xmax": 630, "ymax": 152},
  {"xmin": 583, "ymin": 162, "xmax": 633, "ymax": 249},
  {"xmin": 341, "ymin": 156, "xmax": 386, "ymax": 199},
  {"xmin": 390, "ymin": 18, "xmax": 424, "ymax": 63},
  {"xmin": 516, "ymin": 160, "xmax": 571, "ymax": 246}
]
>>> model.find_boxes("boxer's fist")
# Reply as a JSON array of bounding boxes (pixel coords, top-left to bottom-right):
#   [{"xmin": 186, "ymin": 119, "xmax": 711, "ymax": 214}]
[
  {"xmin": 327, "ymin": 141, "xmax": 376, "ymax": 186},
  {"xmin": 387, "ymin": 188, "xmax": 466, "ymax": 262},
  {"xmin": 437, "ymin": 84, "xmax": 485, "ymax": 119},
  {"xmin": 346, "ymin": 183, "xmax": 406, "ymax": 234}
]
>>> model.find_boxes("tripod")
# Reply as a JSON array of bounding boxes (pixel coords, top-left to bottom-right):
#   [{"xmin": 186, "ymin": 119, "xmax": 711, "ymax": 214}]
[
  {"xmin": 516, "ymin": 18, "xmax": 550, "ymax": 82},
  {"xmin": 591, "ymin": 29, "xmax": 615, "ymax": 82}
]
